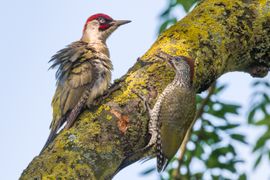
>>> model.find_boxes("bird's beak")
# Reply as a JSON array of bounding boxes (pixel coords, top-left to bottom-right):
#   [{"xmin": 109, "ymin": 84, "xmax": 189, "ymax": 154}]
[{"xmin": 112, "ymin": 20, "xmax": 132, "ymax": 26}]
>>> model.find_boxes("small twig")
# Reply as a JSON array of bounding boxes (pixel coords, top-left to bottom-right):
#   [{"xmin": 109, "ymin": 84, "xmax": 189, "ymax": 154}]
[{"xmin": 173, "ymin": 82, "xmax": 216, "ymax": 178}]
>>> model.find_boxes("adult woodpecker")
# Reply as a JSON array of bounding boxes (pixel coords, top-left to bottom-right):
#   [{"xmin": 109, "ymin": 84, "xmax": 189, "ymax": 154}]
[{"xmin": 41, "ymin": 13, "xmax": 131, "ymax": 152}]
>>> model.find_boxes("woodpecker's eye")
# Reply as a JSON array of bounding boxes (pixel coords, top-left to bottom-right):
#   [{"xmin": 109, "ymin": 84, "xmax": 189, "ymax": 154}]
[{"xmin": 98, "ymin": 17, "xmax": 106, "ymax": 24}]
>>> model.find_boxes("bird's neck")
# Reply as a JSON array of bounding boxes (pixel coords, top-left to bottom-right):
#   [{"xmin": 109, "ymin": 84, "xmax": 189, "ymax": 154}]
[
  {"xmin": 174, "ymin": 62, "xmax": 192, "ymax": 88},
  {"xmin": 81, "ymin": 32, "xmax": 110, "ymax": 57},
  {"xmin": 90, "ymin": 41, "xmax": 109, "ymax": 57},
  {"xmin": 175, "ymin": 71, "xmax": 191, "ymax": 86}
]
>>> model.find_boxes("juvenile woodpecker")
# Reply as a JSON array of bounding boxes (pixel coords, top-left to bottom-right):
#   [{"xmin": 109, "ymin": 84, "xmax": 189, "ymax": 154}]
[
  {"xmin": 41, "ymin": 14, "xmax": 131, "ymax": 152},
  {"xmin": 137, "ymin": 52, "xmax": 196, "ymax": 172}
]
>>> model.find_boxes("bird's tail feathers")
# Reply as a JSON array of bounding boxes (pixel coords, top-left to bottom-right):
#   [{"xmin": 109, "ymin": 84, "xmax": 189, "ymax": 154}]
[
  {"xmin": 156, "ymin": 126, "xmax": 169, "ymax": 172},
  {"xmin": 39, "ymin": 116, "xmax": 66, "ymax": 154},
  {"xmin": 39, "ymin": 128, "xmax": 58, "ymax": 154},
  {"xmin": 157, "ymin": 155, "xmax": 169, "ymax": 172}
]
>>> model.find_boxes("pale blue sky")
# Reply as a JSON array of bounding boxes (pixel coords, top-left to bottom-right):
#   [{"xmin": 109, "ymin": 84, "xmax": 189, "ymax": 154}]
[{"xmin": 0, "ymin": 0, "xmax": 269, "ymax": 179}]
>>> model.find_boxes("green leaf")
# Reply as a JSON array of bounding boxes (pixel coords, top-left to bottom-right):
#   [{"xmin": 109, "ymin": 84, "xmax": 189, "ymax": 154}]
[
  {"xmin": 207, "ymin": 102, "xmax": 241, "ymax": 121},
  {"xmin": 206, "ymin": 157, "xmax": 219, "ymax": 168},
  {"xmin": 159, "ymin": 18, "xmax": 177, "ymax": 34},
  {"xmin": 207, "ymin": 157, "xmax": 237, "ymax": 173},
  {"xmin": 221, "ymin": 163, "xmax": 237, "ymax": 173},
  {"xmin": 251, "ymin": 80, "xmax": 270, "ymax": 88},
  {"xmin": 263, "ymin": 81, "xmax": 270, "ymax": 88},
  {"xmin": 253, "ymin": 138, "xmax": 266, "ymax": 152},
  {"xmin": 159, "ymin": 21, "xmax": 170, "ymax": 34},
  {"xmin": 217, "ymin": 123, "xmax": 240, "ymax": 130},
  {"xmin": 253, "ymin": 154, "xmax": 262, "ymax": 170},
  {"xmin": 230, "ymin": 134, "xmax": 248, "ymax": 145},
  {"xmin": 211, "ymin": 147, "xmax": 232, "ymax": 156},
  {"xmin": 212, "ymin": 175, "xmax": 220, "ymax": 180},
  {"xmin": 177, "ymin": 0, "xmax": 198, "ymax": 12},
  {"xmin": 255, "ymin": 118, "xmax": 270, "ymax": 126},
  {"xmin": 195, "ymin": 143, "xmax": 204, "ymax": 158},
  {"xmin": 194, "ymin": 172, "xmax": 203, "ymax": 179},
  {"xmin": 253, "ymin": 131, "xmax": 270, "ymax": 152},
  {"xmin": 228, "ymin": 144, "xmax": 237, "ymax": 155},
  {"xmin": 248, "ymin": 108, "xmax": 256, "ymax": 124},
  {"xmin": 201, "ymin": 131, "xmax": 221, "ymax": 144},
  {"xmin": 140, "ymin": 167, "xmax": 155, "ymax": 175},
  {"xmin": 263, "ymin": 93, "xmax": 270, "ymax": 102},
  {"xmin": 160, "ymin": 2, "xmax": 178, "ymax": 17},
  {"xmin": 215, "ymin": 84, "xmax": 228, "ymax": 94},
  {"xmin": 239, "ymin": 173, "xmax": 247, "ymax": 180},
  {"xmin": 252, "ymin": 81, "xmax": 261, "ymax": 87},
  {"xmin": 219, "ymin": 102, "xmax": 241, "ymax": 115},
  {"xmin": 196, "ymin": 95, "xmax": 203, "ymax": 103}
]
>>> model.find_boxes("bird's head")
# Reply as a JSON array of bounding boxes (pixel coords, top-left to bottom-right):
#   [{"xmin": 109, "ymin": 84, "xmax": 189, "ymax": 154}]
[{"xmin": 81, "ymin": 13, "xmax": 131, "ymax": 43}]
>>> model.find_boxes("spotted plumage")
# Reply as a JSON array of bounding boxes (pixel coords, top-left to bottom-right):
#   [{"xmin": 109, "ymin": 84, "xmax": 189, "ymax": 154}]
[
  {"xmin": 149, "ymin": 53, "xmax": 196, "ymax": 172},
  {"xmin": 130, "ymin": 53, "xmax": 196, "ymax": 172}
]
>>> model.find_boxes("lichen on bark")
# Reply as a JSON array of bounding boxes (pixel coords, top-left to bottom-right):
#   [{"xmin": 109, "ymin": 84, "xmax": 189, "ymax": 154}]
[{"xmin": 21, "ymin": 0, "xmax": 270, "ymax": 179}]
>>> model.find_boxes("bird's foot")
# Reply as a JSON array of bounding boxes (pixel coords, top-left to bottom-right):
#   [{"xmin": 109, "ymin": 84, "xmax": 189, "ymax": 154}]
[
  {"xmin": 131, "ymin": 89, "xmax": 158, "ymax": 150},
  {"xmin": 131, "ymin": 90, "xmax": 152, "ymax": 116},
  {"xmin": 144, "ymin": 130, "xmax": 158, "ymax": 150}
]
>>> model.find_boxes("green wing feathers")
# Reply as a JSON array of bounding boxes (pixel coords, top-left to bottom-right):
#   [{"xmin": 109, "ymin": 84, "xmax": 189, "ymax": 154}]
[{"xmin": 41, "ymin": 41, "xmax": 96, "ymax": 153}]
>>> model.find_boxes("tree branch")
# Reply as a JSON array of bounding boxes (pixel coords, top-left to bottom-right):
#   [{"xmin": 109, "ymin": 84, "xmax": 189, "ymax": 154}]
[{"xmin": 21, "ymin": 0, "xmax": 270, "ymax": 179}]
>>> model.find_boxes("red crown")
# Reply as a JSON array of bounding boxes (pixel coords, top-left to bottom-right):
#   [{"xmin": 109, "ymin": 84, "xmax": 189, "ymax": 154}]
[{"xmin": 83, "ymin": 13, "xmax": 113, "ymax": 32}]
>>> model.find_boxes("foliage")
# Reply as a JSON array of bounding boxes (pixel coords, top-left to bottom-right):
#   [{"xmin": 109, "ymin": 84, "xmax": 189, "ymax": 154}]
[
  {"xmin": 248, "ymin": 80, "xmax": 270, "ymax": 172},
  {"xmin": 158, "ymin": 0, "xmax": 199, "ymax": 33}
]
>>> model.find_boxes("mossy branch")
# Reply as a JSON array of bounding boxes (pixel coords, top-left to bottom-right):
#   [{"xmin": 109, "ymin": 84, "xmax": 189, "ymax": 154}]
[{"xmin": 20, "ymin": 0, "xmax": 270, "ymax": 179}]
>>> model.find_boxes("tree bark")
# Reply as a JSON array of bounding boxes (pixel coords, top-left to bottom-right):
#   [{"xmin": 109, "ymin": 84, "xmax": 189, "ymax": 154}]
[{"xmin": 20, "ymin": 0, "xmax": 270, "ymax": 179}]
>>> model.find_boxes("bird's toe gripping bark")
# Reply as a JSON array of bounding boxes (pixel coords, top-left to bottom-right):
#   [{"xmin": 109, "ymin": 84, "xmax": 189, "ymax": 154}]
[
  {"xmin": 131, "ymin": 90, "xmax": 157, "ymax": 149},
  {"xmin": 131, "ymin": 90, "xmax": 151, "ymax": 116}
]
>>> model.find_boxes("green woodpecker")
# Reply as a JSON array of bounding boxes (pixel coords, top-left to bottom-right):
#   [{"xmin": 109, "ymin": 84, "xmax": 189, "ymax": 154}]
[
  {"xmin": 41, "ymin": 14, "xmax": 131, "ymax": 152},
  {"xmin": 119, "ymin": 53, "xmax": 196, "ymax": 173},
  {"xmin": 144, "ymin": 53, "xmax": 196, "ymax": 172}
]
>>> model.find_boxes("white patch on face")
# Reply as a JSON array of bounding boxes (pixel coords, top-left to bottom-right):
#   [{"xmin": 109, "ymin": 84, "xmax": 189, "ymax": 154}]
[
  {"xmin": 84, "ymin": 20, "xmax": 102, "ymax": 42},
  {"xmin": 82, "ymin": 19, "xmax": 119, "ymax": 43}
]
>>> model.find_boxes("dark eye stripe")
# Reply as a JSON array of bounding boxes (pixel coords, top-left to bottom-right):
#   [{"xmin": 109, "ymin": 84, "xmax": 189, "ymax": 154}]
[{"xmin": 98, "ymin": 17, "xmax": 112, "ymax": 24}]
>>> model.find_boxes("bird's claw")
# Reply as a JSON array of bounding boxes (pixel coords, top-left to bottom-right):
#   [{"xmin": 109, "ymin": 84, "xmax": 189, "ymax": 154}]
[
  {"xmin": 131, "ymin": 90, "xmax": 151, "ymax": 115},
  {"xmin": 144, "ymin": 131, "xmax": 158, "ymax": 149}
]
